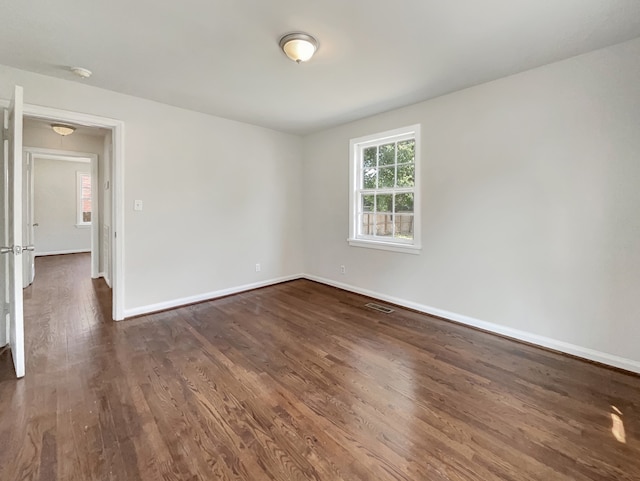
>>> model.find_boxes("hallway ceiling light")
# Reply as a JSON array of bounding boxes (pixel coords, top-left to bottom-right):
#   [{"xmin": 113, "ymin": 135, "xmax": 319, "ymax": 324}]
[
  {"xmin": 70, "ymin": 66, "xmax": 92, "ymax": 79},
  {"xmin": 51, "ymin": 124, "xmax": 76, "ymax": 136},
  {"xmin": 279, "ymin": 33, "xmax": 318, "ymax": 63}
]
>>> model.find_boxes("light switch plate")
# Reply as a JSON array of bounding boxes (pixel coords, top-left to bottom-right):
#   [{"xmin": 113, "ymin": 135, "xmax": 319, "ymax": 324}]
[{"xmin": 134, "ymin": 200, "xmax": 143, "ymax": 211}]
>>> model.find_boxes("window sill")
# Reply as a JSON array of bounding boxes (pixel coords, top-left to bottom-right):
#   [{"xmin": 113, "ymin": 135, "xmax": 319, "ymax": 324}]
[
  {"xmin": 75, "ymin": 224, "xmax": 91, "ymax": 229},
  {"xmin": 347, "ymin": 238, "xmax": 421, "ymax": 254}
]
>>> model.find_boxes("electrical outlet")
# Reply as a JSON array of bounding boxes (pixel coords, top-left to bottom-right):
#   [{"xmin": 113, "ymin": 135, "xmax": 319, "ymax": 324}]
[
  {"xmin": 255, "ymin": 263, "xmax": 261, "ymax": 272},
  {"xmin": 340, "ymin": 265, "xmax": 346, "ymax": 275}
]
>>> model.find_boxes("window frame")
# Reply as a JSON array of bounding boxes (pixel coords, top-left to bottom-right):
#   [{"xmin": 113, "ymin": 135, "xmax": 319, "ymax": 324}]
[
  {"xmin": 76, "ymin": 171, "xmax": 92, "ymax": 227},
  {"xmin": 348, "ymin": 124, "xmax": 421, "ymax": 254}
]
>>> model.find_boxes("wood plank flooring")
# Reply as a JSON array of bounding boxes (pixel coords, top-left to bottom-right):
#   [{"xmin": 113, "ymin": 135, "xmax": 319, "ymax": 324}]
[{"xmin": 0, "ymin": 253, "xmax": 638, "ymax": 480}]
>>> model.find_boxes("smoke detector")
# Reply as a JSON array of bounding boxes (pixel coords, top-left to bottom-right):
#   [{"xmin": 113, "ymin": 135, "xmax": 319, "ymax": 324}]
[{"xmin": 70, "ymin": 67, "xmax": 92, "ymax": 79}]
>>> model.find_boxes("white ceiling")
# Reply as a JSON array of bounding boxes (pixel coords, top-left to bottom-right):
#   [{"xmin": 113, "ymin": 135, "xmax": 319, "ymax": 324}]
[{"xmin": 2, "ymin": 1, "xmax": 639, "ymax": 134}]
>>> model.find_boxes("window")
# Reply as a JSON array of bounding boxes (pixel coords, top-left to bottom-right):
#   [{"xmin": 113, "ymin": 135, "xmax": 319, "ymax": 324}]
[
  {"xmin": 349, "ymin": 124, "xmax": 421, "ymax": 253},
  {"xmin": 76, "ymin": 172, "xmax": 92, "ymax": 226}
]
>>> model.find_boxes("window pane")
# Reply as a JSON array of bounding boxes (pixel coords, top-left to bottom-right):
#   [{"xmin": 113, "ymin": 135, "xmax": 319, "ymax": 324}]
[
  {"xmin": 378, "ymin": 166, "xmax": 395, "ymax": 188},
  {"xmin": 363, "ymin": 167, "xmax": 377, "ymax": 189},
  {"xmin": 362, "ymin": 194, "xmax": 374, "ymax": 212},
  {"xmin": 397, "ymin": 140, "xmax": 415, "ymax": 164},
  {"xmin": 396, "ymin": 163, "xmax": 415, "ymax": 187},
  {"xmin": 394, "ymin": 214, "xmax": 414, "ymax": 240},
  {"xmin": 363, "ymin": 147, "xmax": 377, "ymax": 168},
  {"xmin": 379, "ymin": 143, "xmax": 395, "ymax": 166},
  {"xmin": 376, "ymin": 194, "xmax": 392, "ymax": 213},
  {"xmin": 360, "ymin": 213, "xmax": 374, "ymax": 236},
  {"xmin": 395, "ymin": 193, "xmax": 414, "ymax": 213},
  {"xmin": 82, "ymin": 197, "xmax": 92, "ymax": 214},
  {"xmin": 79, "ymin": 173, "xmax": 92, "ymax": 224},
  {"xmin": 374, "ymin": 214, "xmax": 393, "ymax": 237}
]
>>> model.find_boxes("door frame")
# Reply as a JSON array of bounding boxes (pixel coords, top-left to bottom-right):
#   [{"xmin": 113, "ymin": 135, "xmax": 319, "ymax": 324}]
[
  {"xmin": 20, "ymin": 105, "xmax": 125, "ymax": 321},
  {"xmin": 24, "ymin": 148, "xmax": 99, "ymax": 279}
]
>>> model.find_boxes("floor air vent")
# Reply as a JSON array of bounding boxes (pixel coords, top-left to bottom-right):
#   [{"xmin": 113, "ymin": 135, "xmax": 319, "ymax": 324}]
[{"xmin": 364, "ymin": 302, "xmax": 394, "ymax": 314}]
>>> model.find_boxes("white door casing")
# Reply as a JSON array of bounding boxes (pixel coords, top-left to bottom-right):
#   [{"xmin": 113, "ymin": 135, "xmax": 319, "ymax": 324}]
[{"xmin": 23, "ymin": 150, "xmax": 35, "ymax": 287}]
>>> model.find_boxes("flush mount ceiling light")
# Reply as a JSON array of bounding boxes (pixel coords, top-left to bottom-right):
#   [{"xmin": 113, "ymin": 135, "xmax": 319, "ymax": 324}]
[
  {"xmin": 279, "ymin": 33, "xmax": 318, "ymax": 63},
  {"xmin": 51, "ymin": 124, "xmax": 76, "ymax": 136},
  {"xmin": 70, "ymin": 66, "xmax": 92, "ymax": 79}
]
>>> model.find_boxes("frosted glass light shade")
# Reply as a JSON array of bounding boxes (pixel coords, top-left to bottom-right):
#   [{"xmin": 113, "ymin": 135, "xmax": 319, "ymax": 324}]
[
  {"xmin": 51, "ymin": 124, "xmax": 76, "ymax": 136},
  {"xmin": 279, "ymin": 33, "xmax": 318, "ymax": 63}
]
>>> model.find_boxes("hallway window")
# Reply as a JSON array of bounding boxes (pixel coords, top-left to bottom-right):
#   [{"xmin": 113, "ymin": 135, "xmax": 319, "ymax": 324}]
[{"xmin": 76, "ymin": 172, "xmax": 92, "ymax": 225}]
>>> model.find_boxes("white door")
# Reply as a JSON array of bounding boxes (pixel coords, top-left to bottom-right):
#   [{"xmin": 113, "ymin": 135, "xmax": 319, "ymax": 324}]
[
  {"xmin": 0, "ymin": 104, "xmax": 6, "ymax": 348},
  {"xmin": 22, "ymin": 151, "xmax": 35, "ymax": 287},
  {"xmin": 1, "ymin": 86, "xmax": 26, "ymax": 378}
]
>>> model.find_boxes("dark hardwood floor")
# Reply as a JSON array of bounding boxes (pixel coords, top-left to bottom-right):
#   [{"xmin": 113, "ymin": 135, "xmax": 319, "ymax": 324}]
[{"xmin": 0, "ymin": 253, "xmax": 638, "ymax": 480}]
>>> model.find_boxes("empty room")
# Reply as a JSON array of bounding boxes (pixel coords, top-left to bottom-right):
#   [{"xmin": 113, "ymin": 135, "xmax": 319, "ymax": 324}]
[{"xmin": 0, "ymin": 1, "xmax": 639, "ymax": 480}]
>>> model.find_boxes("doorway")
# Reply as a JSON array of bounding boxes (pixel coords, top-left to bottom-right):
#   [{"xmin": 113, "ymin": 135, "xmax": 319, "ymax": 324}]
[
  {"xmin": 21, "ymin": 103, "xmax": 125, "ymax": 321},
  {"xmin": 23, "ymin": 147, "xmax": 100, "ymax": 284},
  {"xmin": 1, "ymin": 86, "xmax": 124, "ymax": 379}
]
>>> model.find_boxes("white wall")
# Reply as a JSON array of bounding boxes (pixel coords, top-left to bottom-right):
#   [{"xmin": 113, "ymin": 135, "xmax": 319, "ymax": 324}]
[
  {"xmin": 32, "ymin": 159, "xmax": 91, "ymax": 255},
  {"xmin": 2, "ymin": 37, "xmax": 638, "ymax": 371},
  {"xmin": 0, "ymin": 64, "xmax": 304, "ymax": 314},
  {"xmin": 302, "ymin": 38, "xmax": 640, "ymax": 370}
]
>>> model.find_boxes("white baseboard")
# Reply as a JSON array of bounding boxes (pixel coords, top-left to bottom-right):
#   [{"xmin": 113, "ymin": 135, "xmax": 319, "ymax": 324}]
[
  {"xmin": 120, "ymin": 271, "xmax": 640, "ymax": 374},
  {"xmin": 123, "ymin": 274, "xmax": 303, "ymax": 318},
  {"xmin": 303, "ymin": 274, "xmax": 640, "ymax": 375},
  {"xmin": 97, "ymin": 272, "xmax": 112, "ymax": 288},
  {"xmin": 35, "ymin": 249, "xmax": 91, "ymax": 257}
]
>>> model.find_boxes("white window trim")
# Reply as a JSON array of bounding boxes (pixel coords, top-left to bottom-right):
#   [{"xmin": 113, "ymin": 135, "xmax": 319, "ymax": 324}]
[
  {"xmin": 348, "ymin": 124, "xmax": 421, "ymax": 254},
  {"xmin": 76, "ymin": 171, "xmax": 91, "ymax": 227}
]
